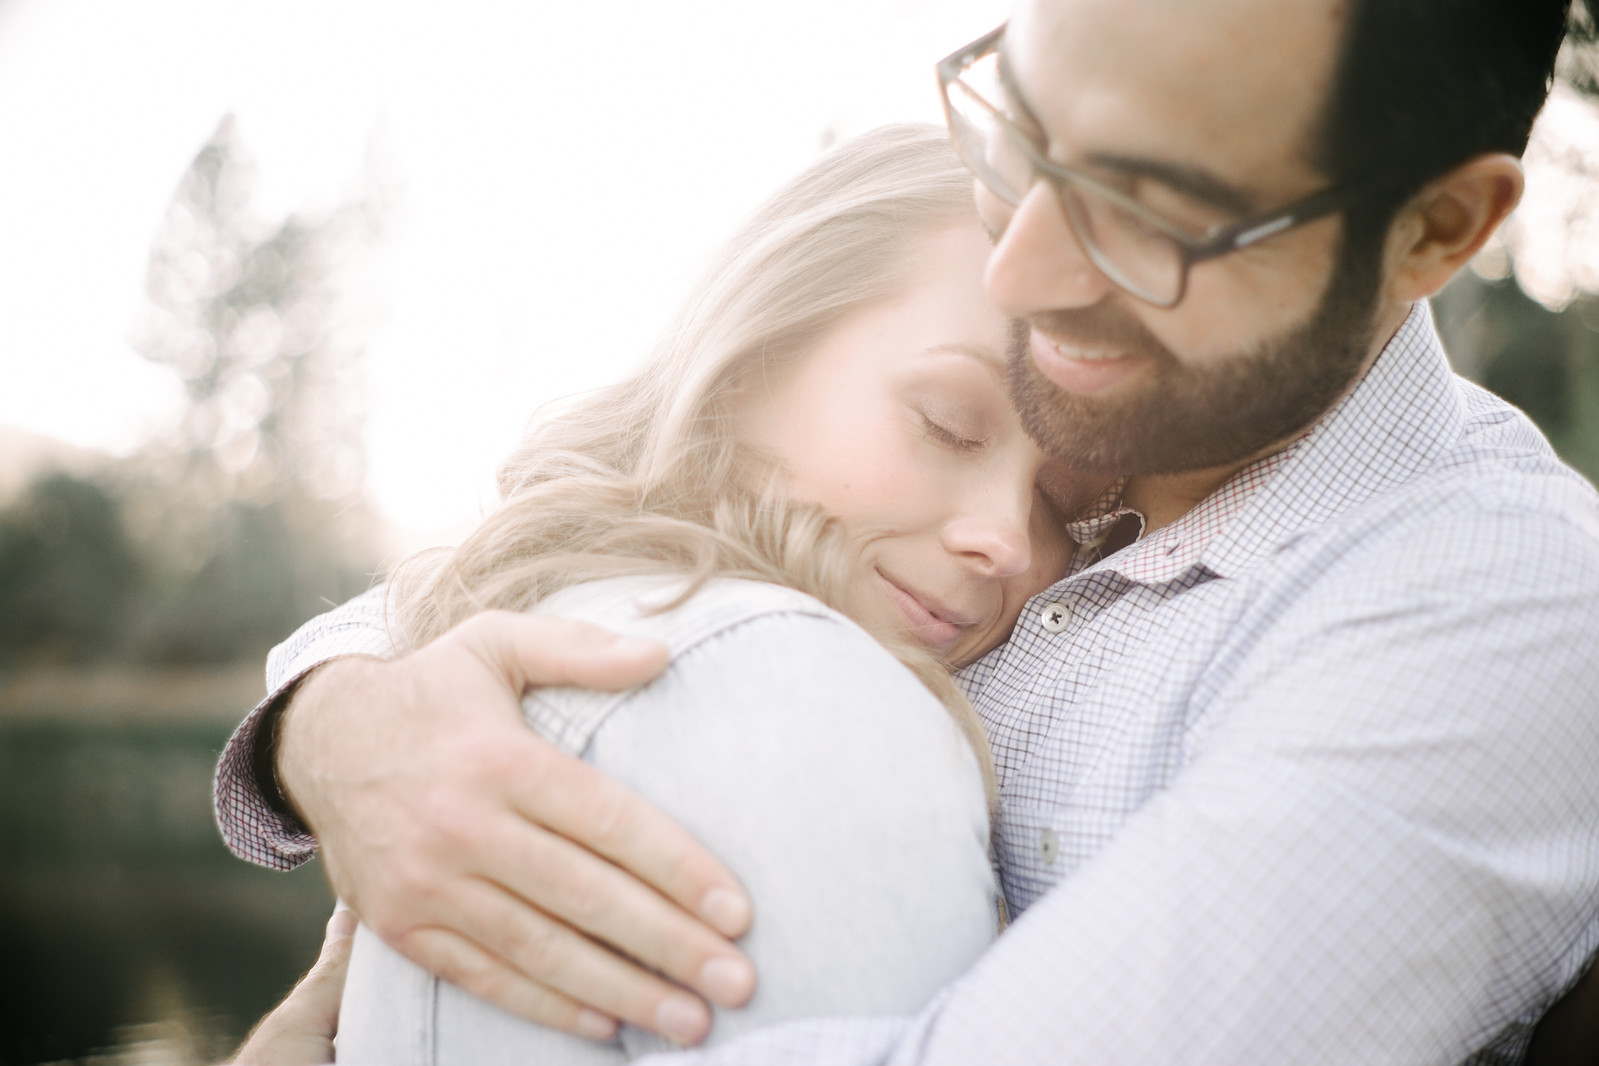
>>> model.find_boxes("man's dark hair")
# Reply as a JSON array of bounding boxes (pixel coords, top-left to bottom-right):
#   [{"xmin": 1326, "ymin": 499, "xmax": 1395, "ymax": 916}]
[{"xmin": 1318, "ymin": 0, "xmax": 1588, "ymax": 237}]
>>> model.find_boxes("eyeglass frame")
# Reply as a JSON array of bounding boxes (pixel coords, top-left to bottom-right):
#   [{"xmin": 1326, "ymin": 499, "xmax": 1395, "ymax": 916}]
[{"xmin": 936, "ymin": 23, "xmax": 1375, "ymax": 308}]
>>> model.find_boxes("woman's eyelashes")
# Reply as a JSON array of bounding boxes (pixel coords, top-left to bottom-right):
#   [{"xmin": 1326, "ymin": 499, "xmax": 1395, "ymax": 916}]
[{"xmin": 918, "ymin": 410, "xmax": 988, "ymax": 452}]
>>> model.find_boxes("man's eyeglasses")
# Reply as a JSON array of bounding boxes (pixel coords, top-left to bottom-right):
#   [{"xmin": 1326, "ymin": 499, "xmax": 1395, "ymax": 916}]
[{"xmin": 936, "ymin": 24, "xmax": 1368, "ymax": 309}]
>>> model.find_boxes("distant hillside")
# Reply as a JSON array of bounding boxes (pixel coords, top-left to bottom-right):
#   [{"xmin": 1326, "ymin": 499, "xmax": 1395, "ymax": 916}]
[{"xmin": 0, "ymin": 424, "xmax": 99, "ymax": 502}]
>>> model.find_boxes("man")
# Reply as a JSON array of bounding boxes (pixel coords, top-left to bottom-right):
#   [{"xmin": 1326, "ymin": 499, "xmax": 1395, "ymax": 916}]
[{"xmin": 216, "ymin": 0, "xmax": 1599, "ymax": 1061}]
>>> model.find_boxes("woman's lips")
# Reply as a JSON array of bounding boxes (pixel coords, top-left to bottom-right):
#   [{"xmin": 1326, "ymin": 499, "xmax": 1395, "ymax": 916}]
[
  {"xmin": 1029, "ymin": 327, "xmax": 1144, "ymax": 396},
  {"xmin": 875, "ymin": 570, "xmax": 966, "ymax": 653}
]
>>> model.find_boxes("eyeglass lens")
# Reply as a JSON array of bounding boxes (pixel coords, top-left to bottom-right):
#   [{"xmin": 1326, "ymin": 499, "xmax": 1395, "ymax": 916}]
[{"xmin": 945, "ymin": 50, "xmax": 1187, "ymax": 306}]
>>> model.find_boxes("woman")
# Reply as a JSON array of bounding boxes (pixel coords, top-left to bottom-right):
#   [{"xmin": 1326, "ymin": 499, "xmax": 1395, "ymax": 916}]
[{"xmin": 334, "ymin": 124, "xmax": 1100, "ymax": 1064}]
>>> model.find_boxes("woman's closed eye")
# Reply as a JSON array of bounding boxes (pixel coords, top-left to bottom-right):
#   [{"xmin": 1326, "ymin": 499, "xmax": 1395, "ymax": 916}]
[{"xmin": 920, "ymin": 413, "xmax": 988, "ymax": 452}]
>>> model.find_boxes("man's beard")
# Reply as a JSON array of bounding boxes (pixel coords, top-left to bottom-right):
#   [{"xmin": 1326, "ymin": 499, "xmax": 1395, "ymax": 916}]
[{"xmin": 1006, "ymin": 237, "xmax": 1386, "ymax": 475}]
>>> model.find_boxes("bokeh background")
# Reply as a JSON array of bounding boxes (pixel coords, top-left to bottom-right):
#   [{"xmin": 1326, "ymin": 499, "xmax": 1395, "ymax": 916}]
[{"xmin": 1, "ymin": 2, "xmax": 1596, "ymax": 1063}]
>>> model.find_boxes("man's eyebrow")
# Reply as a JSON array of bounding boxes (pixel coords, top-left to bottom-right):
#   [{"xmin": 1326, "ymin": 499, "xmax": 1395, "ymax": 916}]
[
  {"xmin": 995, "ymin": 37, "xmax": 1258, "ymax": 218},
  {"xmin": 995, "ymin": 40, "xmax": 1045, "ymax": 132},
  {"xmin": 925, "ymin": 342, "xmax": 1006, "ymax": 378},
  {"xmin": 1081, "ymin": 154, "xmax": 1258, "ymax": 216}
]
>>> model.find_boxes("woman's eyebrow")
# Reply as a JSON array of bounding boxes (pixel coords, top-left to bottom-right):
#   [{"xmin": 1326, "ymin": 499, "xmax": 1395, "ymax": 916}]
[{"xmin": 924, "ymin": 342, "xmax": 1006, "ymax": 378}]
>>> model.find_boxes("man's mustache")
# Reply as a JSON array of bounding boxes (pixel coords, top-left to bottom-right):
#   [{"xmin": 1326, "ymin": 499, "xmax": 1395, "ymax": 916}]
[{"xmin": 1008, "ymin": 308, "xmax": 1175, "ymax": 365}]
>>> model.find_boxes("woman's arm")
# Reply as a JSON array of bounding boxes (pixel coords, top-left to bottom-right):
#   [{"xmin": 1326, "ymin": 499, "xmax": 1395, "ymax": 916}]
[
  {"xmin": 581, "ymin": 610, "xmax": 996, "ymax": 1055},
  {"xmin": 337, "ymin": 604, "xmax": 996, "ymax": 1064}
]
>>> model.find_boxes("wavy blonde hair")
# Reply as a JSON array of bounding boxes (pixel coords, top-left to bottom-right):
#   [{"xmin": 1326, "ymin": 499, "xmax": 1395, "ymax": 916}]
[{"xmin": 387, "ymin": 124, "xmax": 995, "ymax": 798}]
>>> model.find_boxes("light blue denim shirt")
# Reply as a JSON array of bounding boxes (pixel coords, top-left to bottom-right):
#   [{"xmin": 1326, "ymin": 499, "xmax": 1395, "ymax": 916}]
[{"xmin": 335, "ymin": 577, "xmax": 997, "ymax": 1066}]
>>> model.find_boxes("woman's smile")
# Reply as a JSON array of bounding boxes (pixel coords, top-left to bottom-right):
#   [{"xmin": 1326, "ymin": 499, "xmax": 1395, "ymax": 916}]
[
  {"xmin": 874, "ymin": 567, "xmax": 974, "ymax": 654},
  {"xmin": 744, "ymin": 221, "xmax": 1097, "ymax": 664}
]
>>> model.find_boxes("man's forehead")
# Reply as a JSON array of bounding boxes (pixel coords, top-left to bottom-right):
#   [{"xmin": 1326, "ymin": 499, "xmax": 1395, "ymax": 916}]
[{"xmin": 1006, "ymin": 0, "xmax": 1345, "ymax": 197}]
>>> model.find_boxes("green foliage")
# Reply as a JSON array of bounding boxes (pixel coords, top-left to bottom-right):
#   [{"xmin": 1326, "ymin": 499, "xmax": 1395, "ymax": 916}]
[
  {"xmin": 0, "ymin": 116, "xmax": 381, "ymax": 666},
  {"xmin": 1434, "ymin": 271, "xmax": 1599, "ymax": 483},
  {"xmin": 0, "ymin": 474, "xmax": 142, "ymax": 662},
  {"xmin": 1563, "ymin": 0, "xmax": 1598, "ymax": 99},
  {"xmin": 0, "ymin": 471, "xmax": 374, "ymax": 665}
]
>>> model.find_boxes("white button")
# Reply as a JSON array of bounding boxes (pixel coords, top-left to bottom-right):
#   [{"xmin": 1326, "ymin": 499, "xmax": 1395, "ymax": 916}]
[
  {"xmin": 1040, "ymin": 827, "xmax": 1060, "ymax": 866},
  {"xmin": 1039, "ymin": 601, "xmax": 1071, "ymax": 633}
]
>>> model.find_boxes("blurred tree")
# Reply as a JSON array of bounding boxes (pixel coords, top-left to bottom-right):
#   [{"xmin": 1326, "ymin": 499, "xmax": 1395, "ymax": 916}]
[
  {"xmin": 1560, "ymin": 0, "xmax": 1598, "ymax": 98},
  {"xmin": 1437, "ymin": 2, "xmax": 1599, "ymax": 485},
  {"xmin": 1435, "ymin": 277, "xmax": 1599, "ymax": 482},
  {"xmin": 131, "ymin": 116, "xmax": 379, "ymax": 511},
  {"xmin": 0, "ymin": 115, "xmax": 384, "ymax": 664},
  {"xmin": 0, "ymin": 474, "xmax": 142, "ymax": 664},
  {"xmin": 117, "ymin": 114, "xmax": 386, "ymax": 662}
]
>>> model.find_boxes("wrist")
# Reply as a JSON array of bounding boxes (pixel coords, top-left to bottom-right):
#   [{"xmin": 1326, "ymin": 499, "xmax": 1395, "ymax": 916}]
[{"xmin": 275, "ymin": 655, "xmax": 385, "ymax": 833}]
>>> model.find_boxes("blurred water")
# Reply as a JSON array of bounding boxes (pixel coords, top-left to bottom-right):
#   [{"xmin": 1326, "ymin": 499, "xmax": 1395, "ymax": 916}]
[{"xmin": 0, "ymin": 666, "xmax": 333, "ymax": 1066}]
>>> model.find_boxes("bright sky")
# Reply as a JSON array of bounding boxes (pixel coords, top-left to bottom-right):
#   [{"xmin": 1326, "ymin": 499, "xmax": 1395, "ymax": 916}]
[
  {"xmin": 1, "ymin": 0, "xmax": 1594, "ymax": 549},
  {"xmin": 0, "ymin": 0, "xmax": 1005, "ymax": 545}
]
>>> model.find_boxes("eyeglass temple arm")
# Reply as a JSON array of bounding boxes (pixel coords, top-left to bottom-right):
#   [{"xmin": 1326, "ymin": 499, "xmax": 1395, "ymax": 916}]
[{"xmin": 1188, "ymin": 183, "xmax": 1377, "ymax": 265}]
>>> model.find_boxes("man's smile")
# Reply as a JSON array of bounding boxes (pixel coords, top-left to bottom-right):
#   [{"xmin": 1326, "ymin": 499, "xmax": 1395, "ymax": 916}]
[{"xmin": 1027, "ymin": 326, "xmax": 1146, "ymax": 395}]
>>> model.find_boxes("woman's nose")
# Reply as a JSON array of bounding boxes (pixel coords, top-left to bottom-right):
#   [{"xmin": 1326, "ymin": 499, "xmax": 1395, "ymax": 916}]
[
  {"xmin": 941, "ymin": 488, "xmax": 1035, "ymax": 580},
  {"xmin": 983, "ymin": 182, "xmax": 1114, "ymax": 321}
]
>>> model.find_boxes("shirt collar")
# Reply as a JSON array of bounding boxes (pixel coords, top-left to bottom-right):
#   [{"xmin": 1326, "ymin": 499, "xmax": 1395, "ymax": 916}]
[
  {"xmin": 1199, "ymin": 300, "xmax": 1463, "ymax": 578},
  {"xmin": 1065, "ymin": 301, "xmax": 1462, "ymax": 585}
]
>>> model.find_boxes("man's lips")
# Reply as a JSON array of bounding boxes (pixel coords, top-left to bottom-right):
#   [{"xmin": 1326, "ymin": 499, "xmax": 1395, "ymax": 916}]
[
  {"xmin": 1028, "ymin": 327, "xmax": 1145, "ymax": 395},
  {"xmin": 875, "ymin": 570, "xmax": 969, "ymax": 653}
]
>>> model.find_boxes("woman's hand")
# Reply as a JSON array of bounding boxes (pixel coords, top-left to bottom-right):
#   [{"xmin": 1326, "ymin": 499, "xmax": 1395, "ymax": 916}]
[
  {"xmin": 273, "ymin": 611, "xmax": 757, "ymax": 1045},
  {"xmin": 230, "ymin": 909, "xmax": 355, "ymax": 1066}
]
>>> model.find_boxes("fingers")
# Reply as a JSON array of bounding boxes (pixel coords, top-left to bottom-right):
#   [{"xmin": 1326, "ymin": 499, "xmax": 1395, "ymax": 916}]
[
  {"xmin": 439, "ymin": 876, "xmax": 727, "ymax": 1045},
  {"xmin": 278, "ymin": 907, "xmax": 356, "ymax": 1037},
  {"xmin": 470, "ymin": 818, "xmax": 755, "ymax": 1025},
  {"xmin": 307, "ymin": 907, "xmax": 356, "ymax": 985},
  {"xmin": 452, "ymin": 612, "xmax": 755, "ymax": 941},
  {"xmin": 400, "ymin": 923, "xmax": 623, "ymax": 1042},
  {"xmin": 459, "ymin": 612, "xmax": 672, "ymax": 694},
  {"xmin": 508, "ymin": 736, "xmax": 754, "ymax": 943}
]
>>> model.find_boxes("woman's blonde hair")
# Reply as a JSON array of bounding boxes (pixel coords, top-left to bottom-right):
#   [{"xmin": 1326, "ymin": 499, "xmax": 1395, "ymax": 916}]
[{"xmin": 387, "ymin": 123, "xmax": 995, "ymax": 797}]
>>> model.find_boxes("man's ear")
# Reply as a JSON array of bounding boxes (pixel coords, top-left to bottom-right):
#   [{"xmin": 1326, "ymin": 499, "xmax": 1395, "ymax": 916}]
[{"xmin": 1383, "ymin": 153, "xmax": 1524, "ymax": 302}]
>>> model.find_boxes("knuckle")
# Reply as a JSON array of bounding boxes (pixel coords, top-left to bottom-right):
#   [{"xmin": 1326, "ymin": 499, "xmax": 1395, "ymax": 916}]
[
  {"xmin": 657, "ymin": 847, "xmax": 700, "ymax": 896},
  {"xmin": 583, "ymin": 790, "xmax": 638, "ymax": 851},
  {"xmin": 504, "ymin": 918, "xmax": 564, "ymax": 978},
  {"xmin": 557, "ymin": 866, "xmax": 612, "ymax": 928},
  {"xmin": 384, "ymin": 855, "xmax": 448, "ymax": 913},
  {"xmin": 369, "ymin": 904, "xmax": 419, "ymax": 947},
  {"xmin": 411, "ymin": 784, "xmax": 492, "ymax": 851},
  {"xmin": 440, "ymin": 951, "xmax": 499, "ymax": 999},
  {"xmin": 459, "ymin": 962, "xmax": 512, "ymax": 1004},
  {"xmin": 451, "ymin": 731, "xmax": 524, "ymax": 785}
]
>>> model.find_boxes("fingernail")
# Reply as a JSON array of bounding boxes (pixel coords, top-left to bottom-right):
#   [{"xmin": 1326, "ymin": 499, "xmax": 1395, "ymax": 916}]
[
  {"xmin": 654, "ymin": 994, "xmax": 710, "ymax": 1045},
  {"xmin": 575, "ymin": 1009, "xmax": 618, "ymax": 1040},
  {"xmin": 325, "ymin": 909, "xmax": 357, "ymax": 940},
  {"xmin": 699, "ymin": 887, "xmax": 751, "ymax": 935},
  {"xmin": 699, "ymin": 956, "xmax": 755, "ymax": 1006}
]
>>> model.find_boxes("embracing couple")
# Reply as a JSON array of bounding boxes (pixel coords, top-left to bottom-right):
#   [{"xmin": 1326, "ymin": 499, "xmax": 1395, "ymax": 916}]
[{"xmin": 218, "ymin": 1, "xmax": 1599, "ymax": 1063}]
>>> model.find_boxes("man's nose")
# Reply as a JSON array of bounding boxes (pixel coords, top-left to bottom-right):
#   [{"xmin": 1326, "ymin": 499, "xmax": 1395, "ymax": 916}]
[{"xmin": 983, "ymin": 183, "xmax": 1114, "ymax": 320}]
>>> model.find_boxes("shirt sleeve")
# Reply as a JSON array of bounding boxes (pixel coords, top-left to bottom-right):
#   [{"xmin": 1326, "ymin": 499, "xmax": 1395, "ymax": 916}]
[
  {"xmin": 213, "ymin": 583, "xmax": 394, "ymax": 869},
  {"xmin": 636, "ymin": 504, "xmax": 1599, "ymax": 1066}
]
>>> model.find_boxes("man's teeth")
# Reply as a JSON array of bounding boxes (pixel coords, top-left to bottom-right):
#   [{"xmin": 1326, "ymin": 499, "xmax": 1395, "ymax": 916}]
[{"xmin": 1049, "ymin": 339, "xmax": 1121, "ymax": 362}]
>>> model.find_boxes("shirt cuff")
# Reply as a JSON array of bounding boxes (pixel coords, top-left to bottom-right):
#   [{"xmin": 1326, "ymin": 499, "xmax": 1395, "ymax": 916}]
[
  {"xmin": 214, "ymin": 584, "xmax": 395, "ymax": 870},
  {"xmin": 213, "ymin": 669, "xmax": 322, "ymax": 870}
]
